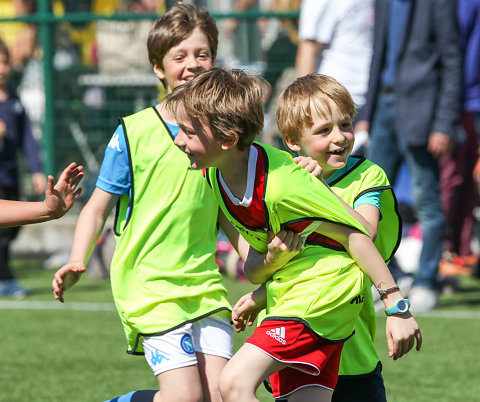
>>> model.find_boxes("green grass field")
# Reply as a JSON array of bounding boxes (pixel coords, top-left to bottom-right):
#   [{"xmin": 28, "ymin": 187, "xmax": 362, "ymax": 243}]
[{"xmin": 1, "ymin": 259, "xmax": 480, "ymax": 402}]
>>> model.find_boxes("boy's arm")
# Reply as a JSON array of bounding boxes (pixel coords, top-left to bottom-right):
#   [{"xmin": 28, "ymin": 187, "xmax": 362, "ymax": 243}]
[
  {"xmin": 243, "ymin": 231, "xmax": 303, "ymax": 284},
  {"xmin": 316, "ymin": 222, "xmax": 422, "ymax": 359},
  {"xmin": 52, "ymin": 188, "xmax": 118, "ymax": 302},
  {"xmin": 0, "ymin": 163, "xmax": 83, "ymax": 228},
  {"xmin": 218, "ymin": 210, "xmax": 302, "ymax": 284},
  {"xmin": 232, "ymin": 284, "xmax": 266, "ymax": 332},
  {"xmin": 294, "ymin": 155, "xmax": 378, "ymax": 239}
]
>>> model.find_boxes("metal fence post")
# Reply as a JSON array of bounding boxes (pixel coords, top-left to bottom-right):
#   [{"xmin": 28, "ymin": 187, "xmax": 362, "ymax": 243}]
[{"xmin": 38, "ymin": 0, "xmax": 55, "ymax": 175}]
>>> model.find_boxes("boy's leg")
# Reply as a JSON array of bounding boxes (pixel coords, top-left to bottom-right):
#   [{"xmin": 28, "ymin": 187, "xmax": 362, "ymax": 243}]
[
  {"xmin": 287, "ymin": 386, "xmax": 332, "ymax": 402},
  {"xmin": 154, "ymin": 365, "xmax": 203, "ymax": 402},
  {"xmin": 220, "ymin": 343, "xmax": 288, "ymax": 402},
  {"xmin": 192, "ymin": 313, "xmax": 234, "ymax": 402},
  {"xmin": 196, "ymin": 353, "xmax": 229, "ymax": 402}
]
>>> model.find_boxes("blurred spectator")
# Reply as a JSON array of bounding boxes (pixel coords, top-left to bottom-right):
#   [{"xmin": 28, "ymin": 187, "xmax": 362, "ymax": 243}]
[
  {"xmin": 296, "ymin": 0, "xmax": 373, "ymax": 108},
  {"xmin": 96, "ymin": 0, "xmax": 160, "ymax": 76},
  {"xmin": 296, "ymin": 0, "xmax": 373, "ymax": 153},
  {"xmin": 0, "ymin": 38, "xmax": 46, "ymax": 298},
  {"xmin": 356, "ymin": 0, "xmax": 462, "ymax": 312},
  {"xmin": 0, "ymin": 0, "xmax": 37, "ymax": 71},
  {"xmin": 439, "ymin": 0, "xmax": 480, "ymax": 276}
]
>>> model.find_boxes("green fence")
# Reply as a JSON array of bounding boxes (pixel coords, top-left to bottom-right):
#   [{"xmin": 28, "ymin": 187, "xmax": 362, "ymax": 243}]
[{"xmin": 1, "ymin": 1, "xmax": 299, "ymax": 199}]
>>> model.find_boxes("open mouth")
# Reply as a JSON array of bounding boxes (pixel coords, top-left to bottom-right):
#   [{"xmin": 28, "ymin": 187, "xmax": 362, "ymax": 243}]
[{"xmin": 329, "ymin": 148, "xmax": 346, "ymax": 156}]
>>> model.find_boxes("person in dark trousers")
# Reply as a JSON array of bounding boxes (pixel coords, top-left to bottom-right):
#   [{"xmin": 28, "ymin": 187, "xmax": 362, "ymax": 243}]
[
  {"xmin": 0, "ymin": 37, "xmax": 46, "ymax": 298},
  {"xmin": 356, "ymin": 0, "xmax": 462, "ymax": 312}
]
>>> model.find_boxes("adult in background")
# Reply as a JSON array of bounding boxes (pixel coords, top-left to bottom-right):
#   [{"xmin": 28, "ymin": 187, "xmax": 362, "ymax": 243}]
[
  {"xmin": 438, "ymin": 0, "xmax": 480, "ymax": 276},
  {"xmin": 295, "ymin": 0, "xmax": 373, "ymax": 106},
  {"xmin": 356, "ymin": 0, "xmax": 462, "ymax": 312}
]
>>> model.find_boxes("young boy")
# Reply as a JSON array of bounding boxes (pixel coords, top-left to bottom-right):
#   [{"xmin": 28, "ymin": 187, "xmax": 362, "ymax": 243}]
[
  {"xmin": 0, "ymin": 162, "xmax": 83, "ymax": 227},
  {"xmin": 52, "ymin": 4, "xmax": 241, "ymax": 402},
  {"xmin": 233, "ymin": 73, "xmax": 405, "ymax": 401},
  {"xmin": 164, "ymin": 67, "xmax": 421, "ymax": 402}
]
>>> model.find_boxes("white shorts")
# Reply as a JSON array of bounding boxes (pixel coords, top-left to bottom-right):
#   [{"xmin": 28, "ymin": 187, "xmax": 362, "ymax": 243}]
[{"xmin": 141, "ymin": 314, "xmax": 233, "ymax": 376}]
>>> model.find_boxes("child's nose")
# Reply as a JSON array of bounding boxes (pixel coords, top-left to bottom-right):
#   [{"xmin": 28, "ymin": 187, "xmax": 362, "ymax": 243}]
[
  {"xmin": 174, "ymin": 130, "xmax": 186, "ymax": 147},
  {"xmin": 186, "ymin": 56, "xmax": 200, "ymax": 70}
]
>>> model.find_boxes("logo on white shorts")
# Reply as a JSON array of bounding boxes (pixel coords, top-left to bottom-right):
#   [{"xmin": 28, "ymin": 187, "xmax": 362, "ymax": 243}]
[
  {"xmin": 180, "ymin": 334, "xmax": 195, "ymax": 355},
  {"xmin": 266, "ymin": 327, "xmax": 286, "ymax": 344}
]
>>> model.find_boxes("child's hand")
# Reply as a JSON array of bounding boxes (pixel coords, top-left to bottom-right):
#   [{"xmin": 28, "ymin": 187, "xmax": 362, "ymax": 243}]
[
  {"xmin": 44, "ymin": 162, "xmax": 84, "ymax": 219},
  {"xmin": 385, "ymin": 313, "xmax": 422, "ymax": 360},
  {"xmin": 232, "ymin": 285, "xmax": 267, "ymax": 332},
  {"xmin": 265, "ymin": 229, "xmax": 303, "ymax": 268},
  {"xmin": 52, "ymin": 262, "xmax": 86, "ymax": 303},
  {"xmin": 293, "ymin": 156, "xmax": 323, "ymax": 179}
]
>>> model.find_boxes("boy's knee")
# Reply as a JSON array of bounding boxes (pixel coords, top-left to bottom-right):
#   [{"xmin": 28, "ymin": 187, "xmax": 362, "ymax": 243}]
[{"xmin": 219, "ymin": 366, "xmax": 238, "ymax": 400}]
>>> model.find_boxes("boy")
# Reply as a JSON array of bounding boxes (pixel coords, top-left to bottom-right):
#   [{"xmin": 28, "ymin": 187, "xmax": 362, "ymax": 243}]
[
  {"xmin": 233, "ymin": 73, "xmax": 405, "ymax": 401},
  {"xmin": 52, "ymin": 4, "xmax": 243, "ymax": 402},
  {"xmin": 0, "ymin": 36, "xmax": 46, "ymax": 297},
  {"xmin": 0, "ymin": 162, "xmax": 83, "ymax": 227},
  {"xmin": 165, "ymin": 67, "xmax": 421, "ymax": 402}
]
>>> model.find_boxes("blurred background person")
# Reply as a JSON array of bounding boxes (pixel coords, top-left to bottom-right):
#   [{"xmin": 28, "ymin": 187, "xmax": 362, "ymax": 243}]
[
  {"xmin": 438, "ymin": 0, "xmax": 480, "ymax": 278},
  {"xmin": 355, "ymin": 0, "xmax": 462, "ymax": 312},
  {"xmin": 0, "ymin": 37, "xmax": 46, "ymax": 298}
]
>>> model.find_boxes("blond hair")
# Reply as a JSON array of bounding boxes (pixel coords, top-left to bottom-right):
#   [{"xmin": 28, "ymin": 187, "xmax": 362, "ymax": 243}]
[
  {"xmin": 165, "ymin": 67, "xmax": 268, "ymax": 150},
  {"xmin": 147, "ymin": 1, "xmax": 218, "ymax": 68},
  {"xmin": 277, "ymin": 74, "xmax": 356, "ymax": 143}
]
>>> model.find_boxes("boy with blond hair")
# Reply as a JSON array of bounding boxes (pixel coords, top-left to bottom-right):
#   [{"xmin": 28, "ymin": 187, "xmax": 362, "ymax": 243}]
[
  {"xmin": 52, "ymin": 3, "xmax": 248, "ymax": 402},
  {"xmin": 165, "ymin": 67, "xmax": 421, "ymax": 402},
  {"xmin": 234, "ymin": 73, "xmax": 405, "ymax": 401}
]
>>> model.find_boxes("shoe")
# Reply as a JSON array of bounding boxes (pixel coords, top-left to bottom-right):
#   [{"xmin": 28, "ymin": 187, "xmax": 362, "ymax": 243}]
[
  {"xmin": 0, "ymin": 279, "xmax": 29, "ymax": 299},
  {"xmin": 409, "ymin": 286, "xmax": 437, "ymax": 313},
  {"xmin": 438, "ymin": 259, "xmax": 472, "ymax": 277}
]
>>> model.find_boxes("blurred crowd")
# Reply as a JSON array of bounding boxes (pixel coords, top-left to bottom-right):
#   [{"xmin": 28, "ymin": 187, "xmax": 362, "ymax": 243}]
[{"xmin": 0, "ymin": 0, "xmax": 479, "ymax": 311}]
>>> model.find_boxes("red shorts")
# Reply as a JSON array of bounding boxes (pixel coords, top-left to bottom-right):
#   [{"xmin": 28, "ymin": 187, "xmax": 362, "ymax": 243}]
[{"xmin": 245, "ymin": 320, "xmax": 343, "ymax": 399}]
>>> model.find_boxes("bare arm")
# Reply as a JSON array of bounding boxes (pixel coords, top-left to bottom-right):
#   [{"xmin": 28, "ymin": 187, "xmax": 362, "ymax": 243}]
[
  {"xmin": 243, "ymin": 230, "xmax": 303, "ymax": 284},
  {"xmin": 295, "ymin": 39, "xmax": 324, "ymax": 77},
  {"xmin": 52, "ymin": 188, "xmax": 118, "ymax": 302},
  {"xmin": 0, "ymin": 162, "xmax": 83, "ymax": 227},
  {"xmin": 316, "ymin": 222, "xmax": 422, "ymax": 359}
]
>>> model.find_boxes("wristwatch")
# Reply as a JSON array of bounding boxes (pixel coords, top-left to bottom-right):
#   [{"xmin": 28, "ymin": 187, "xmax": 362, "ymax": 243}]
[{"xmin": 385, "ymin": 298, "xmax": 410, "ymax": 316}]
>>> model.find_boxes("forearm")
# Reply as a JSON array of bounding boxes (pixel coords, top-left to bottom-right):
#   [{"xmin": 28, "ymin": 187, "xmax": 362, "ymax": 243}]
[
  {"xmin": 68, "ymin": 204, "xmax": 108, "ymax": 265},
  {"xmin": 244, "ymin": 247, "xmax": 283, "ymax": 284},
  {"xmin": 345, "ymin": 231, "xmax": 401, "ymax": 307},
  {"xmin": 295, "ymin": 40, "xmax": 322, "ymax": 77},
  {"xmin": 0, "ymin": 200, "xmax": 53, "ymax": 227}
]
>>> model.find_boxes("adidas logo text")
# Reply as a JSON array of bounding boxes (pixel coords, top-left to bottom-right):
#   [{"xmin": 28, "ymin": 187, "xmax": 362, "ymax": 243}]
[{"xmin": 266, "ymin": 327, "xmax": 286, "ymax": 344}]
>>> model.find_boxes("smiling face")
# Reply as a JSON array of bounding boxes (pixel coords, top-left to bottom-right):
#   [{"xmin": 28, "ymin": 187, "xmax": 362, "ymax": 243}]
[
  {"xmin": 154, "ymin": 28, "xmax": 213, "ymax": 93},
  {"xmin": 173, "ymin": 103, "xmax": 226, "ymax": 170},
  {"xmin": 286, "ymin": 99, "xmax": 354, "ymax": 178}
]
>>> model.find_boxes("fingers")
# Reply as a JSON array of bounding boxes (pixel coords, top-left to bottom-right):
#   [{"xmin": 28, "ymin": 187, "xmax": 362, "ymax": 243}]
[{"xmin": 415, "ymin": 328, "xmax": 423, "ymax": 351}]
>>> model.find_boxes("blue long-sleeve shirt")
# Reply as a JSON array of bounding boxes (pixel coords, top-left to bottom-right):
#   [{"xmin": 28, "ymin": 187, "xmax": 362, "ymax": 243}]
[{"xmin": 0, "ymin": 86, "xmax": 43, "ymax": 188}]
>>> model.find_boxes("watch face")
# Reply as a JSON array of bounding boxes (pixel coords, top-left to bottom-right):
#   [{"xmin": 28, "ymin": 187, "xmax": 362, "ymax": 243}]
[{"xmin": 397, "ymin": 300, "xmax": 408, "ymax": 312}]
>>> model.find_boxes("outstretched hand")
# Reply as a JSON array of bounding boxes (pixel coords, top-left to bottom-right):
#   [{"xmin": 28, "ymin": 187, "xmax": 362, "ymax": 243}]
[
  {"xmin": 44, "ymin": 162, "xmax": 84, "ymax": 219},
  {"xmin": 232, "ymin": 285, "xmax": 267, "ymax": 332},
  {"xmin": 52, "ymin": 262, "xmax": 86, "ymax": 303},
  {"xmin": 386, "ymin": 313, "xmax": 422, "ymax": 360}
]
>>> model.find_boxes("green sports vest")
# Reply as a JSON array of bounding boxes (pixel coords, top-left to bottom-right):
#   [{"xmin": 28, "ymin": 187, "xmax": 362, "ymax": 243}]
[
  {"xmin": 207, "ymin": 142, "xmax": 370, "ymax": 342},
  {"xmin": 110, "ymin": 107, "xmax": 230, "ymax": 354},
  {"xmin": 329, "ymin": 156, "xmax": 401, "ymax": 375}
]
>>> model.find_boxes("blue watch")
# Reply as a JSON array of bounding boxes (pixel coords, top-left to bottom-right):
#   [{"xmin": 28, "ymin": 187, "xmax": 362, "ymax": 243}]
[{"xmin": 385, "ymin": 298, "xmax": 410, "ymax": 316}]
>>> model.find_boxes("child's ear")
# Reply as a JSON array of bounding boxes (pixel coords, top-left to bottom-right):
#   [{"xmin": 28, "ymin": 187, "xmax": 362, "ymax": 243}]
[
  {"xmin": 153, "ymin": 64, "xmax": 166, "ymax": 80},
  {"xmin": 284, "ymin": 136, "xmax": 302, "ymax": 153},
  {"xmin": 221, "ymin": 130, "xmax": 239, "ymax": 150}
]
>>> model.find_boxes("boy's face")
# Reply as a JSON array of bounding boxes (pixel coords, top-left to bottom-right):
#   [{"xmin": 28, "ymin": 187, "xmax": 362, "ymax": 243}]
[
  {"xmin": 174, "ymin": 103, "xmax": 225, "ymax": 170},
  {"xmin": 285, "ymin": 99, "xmax": 354, "ymax": 178},
  {"xmin": 154, "ymin": 28, "xmax": 213, "ymax": 93},
  {"xmin": 0, "ymin": 53, "xmax": 11, "ymax": 88}
]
